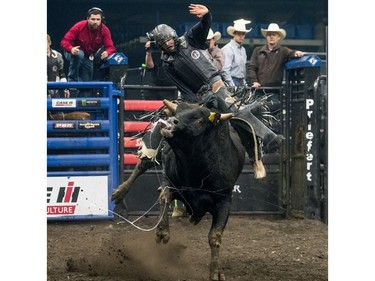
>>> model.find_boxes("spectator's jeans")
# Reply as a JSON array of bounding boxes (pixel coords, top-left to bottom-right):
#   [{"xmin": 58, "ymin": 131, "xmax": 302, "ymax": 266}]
[
  {"xmin": 232, "ymin": 77, "xmax": 246, "ymax": 87},
  {"xmin": 64, "ymin": 50, "xmax": 93, "ymax": 82}
]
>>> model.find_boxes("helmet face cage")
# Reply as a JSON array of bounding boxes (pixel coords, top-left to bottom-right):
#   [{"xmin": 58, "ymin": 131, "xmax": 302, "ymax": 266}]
[{"xmin": 152, "ymin": 24, "xmax": 177, "ymax": 46}]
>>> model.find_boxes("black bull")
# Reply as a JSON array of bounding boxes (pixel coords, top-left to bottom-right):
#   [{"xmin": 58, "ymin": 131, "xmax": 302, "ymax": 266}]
[{"xmin": 111, "ymin": 100, "xmax": 261, "ymax": 280}]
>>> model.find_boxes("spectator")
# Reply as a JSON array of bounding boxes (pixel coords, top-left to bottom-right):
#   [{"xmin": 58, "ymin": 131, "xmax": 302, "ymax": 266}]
[
  {"xmin": 143, "ymin": 40, "xmax": 177, "ymax": 100},
  {"xmin": 47, "ymin": 34, "xmax": 69, "ymax": 98},
  {"xmin": 248, "ymin": 23, "xmax": 305, "ymax": 133},
  {"xmin": 221, "ymin": 19, "xmax": 251, "ymax": 88},
  {"xmin": 148, "ymin": 4, "xmax": 284, "ymax": 175},
  {"xmin": 206, "ymin": 29, "xmax": 225, "ymax": 71},
  {"xmin": 248, "ymin": 23, "xmax": 305, "ymax": 89},
  {"xmin": 61, "ymin": 7, "xmax": 116, "ymax": 84}
]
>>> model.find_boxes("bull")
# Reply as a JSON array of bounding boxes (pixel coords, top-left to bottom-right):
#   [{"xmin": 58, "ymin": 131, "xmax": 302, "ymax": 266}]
[
  {"xmin": 113, "ymin": 100, "xmax": 260, "ymax": 281},
  {"xmin": 111, "ymin": 96, "xmax": 267, "ymax": 207}
]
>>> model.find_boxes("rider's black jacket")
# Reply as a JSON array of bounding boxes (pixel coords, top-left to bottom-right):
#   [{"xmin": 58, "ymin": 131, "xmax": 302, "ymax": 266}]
[{"xmin": 161, "ymin": 11, "xmax": 221, "ymax": 103}]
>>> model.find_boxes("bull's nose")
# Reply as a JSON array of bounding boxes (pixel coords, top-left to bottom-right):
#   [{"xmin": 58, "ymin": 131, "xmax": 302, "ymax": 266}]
[{"xmin": 157, "ymin": 119, "xmax": 170, "ymax": 129}]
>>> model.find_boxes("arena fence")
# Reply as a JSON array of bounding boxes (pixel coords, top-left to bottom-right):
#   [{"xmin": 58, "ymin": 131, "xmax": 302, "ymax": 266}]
[
  {"xmin": 47, "ymin": 82, "xmax": 123, "ymax": 220},
  {"xmin": 285, "ymin": 54, "xmax": 328, "ymax": 222},
  {"xmin": 46, "ymin": 54, "xmax": 327, "ymax": 222}
]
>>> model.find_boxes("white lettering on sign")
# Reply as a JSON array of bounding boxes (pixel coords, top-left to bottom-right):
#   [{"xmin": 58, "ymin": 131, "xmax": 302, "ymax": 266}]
[
  {"xmin": 306, "ymin": 140, "xmax": 312, "ymax": 151},
  {"xmin": 233, "ymin": 185, "xmax": 241, "ymax": 193},
  {"xmin": 47, "ymin": 205, "xmax": 76, "ymax": 215},
  {"xmin": 306, "ymin": 99, "xmax": 314, "ymax": 109},
  {"xmin": 305, "ymin": 98, "xmax": 314, "ymax": 182}
]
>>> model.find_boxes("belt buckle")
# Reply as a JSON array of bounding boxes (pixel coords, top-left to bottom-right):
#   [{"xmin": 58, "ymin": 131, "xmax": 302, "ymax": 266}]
[{"xmin": 89, "ymin": 55, "xmax": 94, "ymax": 60}]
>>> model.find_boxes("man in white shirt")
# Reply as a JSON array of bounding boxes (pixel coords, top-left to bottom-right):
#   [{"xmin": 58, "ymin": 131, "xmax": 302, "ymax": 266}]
[{"xmin": 221, "ymin": 19, "xmax": 251, "ymax": 88}]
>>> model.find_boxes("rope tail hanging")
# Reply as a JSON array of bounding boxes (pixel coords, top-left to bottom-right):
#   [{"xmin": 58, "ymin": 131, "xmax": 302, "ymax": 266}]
[{"xmin": 231, "ymin": 117, "xmax": 266, "ymax": 179}]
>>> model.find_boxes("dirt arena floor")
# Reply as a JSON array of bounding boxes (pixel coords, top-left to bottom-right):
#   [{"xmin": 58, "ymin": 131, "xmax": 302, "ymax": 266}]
[{"xmin": 47, "ymin": 214, "xmax": 328, "ymax": 281}]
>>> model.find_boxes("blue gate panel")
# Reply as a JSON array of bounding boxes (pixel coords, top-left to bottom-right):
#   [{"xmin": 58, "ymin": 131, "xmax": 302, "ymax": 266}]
[
  {"xmin": 47, "ymin": 154, "xmax": 111, "ymax": 167},
  {"xmin": 47, "ymin": 120, "xmax": 111, "ymax": 132},
  {"xmin": 47, "ymin": 97, "xmax": 111, "ymax": 110},
  {"xmin": 47, "ymin": 80, "xmax": 124, "ymax": 221},
  {"xmin": 47, "ymin": 137, "xmax": 110, "ymax": 149},
  {"xmin": 285, "ymin": 54, "xmax": 321, "ymax": 70}
]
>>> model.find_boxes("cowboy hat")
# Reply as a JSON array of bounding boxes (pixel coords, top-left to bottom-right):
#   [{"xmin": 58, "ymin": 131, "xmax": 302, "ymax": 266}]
[
  {"xmin": 261, "ymin": 23, "xmax": 286, "ymax": 40},
  {"xmin": 207, "ymin": 29, "xmax": 221, "ymax": 41},
  {"xmin": 227, "ymin": 19, "xmax": 252, "ymax": 36}
]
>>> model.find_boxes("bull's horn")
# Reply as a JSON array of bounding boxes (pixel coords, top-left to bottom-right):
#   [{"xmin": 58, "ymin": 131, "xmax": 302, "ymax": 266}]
[
  {"xmin": 163, "ymin": 100, "xmax": 177, "ymax": 113},
  {"xmin": 219, "ymin": 113, "xmax": 234, "ymax": 121}
]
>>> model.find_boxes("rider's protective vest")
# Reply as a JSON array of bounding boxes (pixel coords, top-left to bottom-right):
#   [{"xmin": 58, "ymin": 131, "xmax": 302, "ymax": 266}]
[{"xmin": 163, "ymin": 36, "xmax": 221, "ymax": 93}]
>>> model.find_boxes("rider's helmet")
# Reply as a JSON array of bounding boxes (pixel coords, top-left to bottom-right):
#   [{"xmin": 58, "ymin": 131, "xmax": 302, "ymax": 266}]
[{"xmin": 151, "ymin": 24, "xmax": 178, "ymax": 47}]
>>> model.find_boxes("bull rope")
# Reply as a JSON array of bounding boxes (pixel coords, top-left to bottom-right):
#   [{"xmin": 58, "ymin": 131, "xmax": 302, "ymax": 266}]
[
  {"xmin": 231, "ymin": 116, "xmax": 266, "ymax": 179},
  {"xmin": 89, "ymin": 197, "xmax": 168, "ymax": 232}
]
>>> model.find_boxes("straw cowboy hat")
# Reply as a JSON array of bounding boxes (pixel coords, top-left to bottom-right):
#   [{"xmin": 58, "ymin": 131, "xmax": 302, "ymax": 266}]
[
  {"xmin": 227, "ymin": 19, "xmax": 252, "ymax": 36},
  {"xmin": 207, "ymin": 29, "xmax": 221, "ymax": 41},
  {"xmin": 261, "ymin": 23, "xmax": 287, "ymax": 40}
]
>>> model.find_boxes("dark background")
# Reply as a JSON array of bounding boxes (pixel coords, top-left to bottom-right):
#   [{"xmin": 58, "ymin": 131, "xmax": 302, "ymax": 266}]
[{"xmin": 47, "ymin": 0, "xmax": 328, "ymax": 69}]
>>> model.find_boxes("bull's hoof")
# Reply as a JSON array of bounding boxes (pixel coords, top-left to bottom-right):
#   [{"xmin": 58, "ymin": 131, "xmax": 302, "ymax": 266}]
[
  {"xmin": 210, "ymin": 271, "xmax": 225, "ymax": 281},
  {"xmin": 171, "ymin": 205, "xmax": 187, "ymax": 218},
  {"xmin": 110, "ymin": 187, "xmax": 128, "ymax": 204},
  {"xmin": 155, "ymin": 229, "xmax": 170, "ymax": 244}
]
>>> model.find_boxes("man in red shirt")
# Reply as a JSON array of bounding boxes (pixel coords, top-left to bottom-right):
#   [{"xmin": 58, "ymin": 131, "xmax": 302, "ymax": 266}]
[{"xmin": 61, "ymin": 7, "xmax": 116, "ymax": 83}]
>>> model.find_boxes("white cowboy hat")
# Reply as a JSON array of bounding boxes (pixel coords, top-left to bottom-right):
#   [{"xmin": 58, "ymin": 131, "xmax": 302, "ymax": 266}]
[
  {"xmin": 207, "ymin": 29, "xmax": 221, "ymax": 41},
  {"xmin": 227, "ymin": 19, "xmax": 252, "ymax": 36},
  {"xmin": 261, "ymin": 23, "xmax": 287, "ymax": 40}
]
